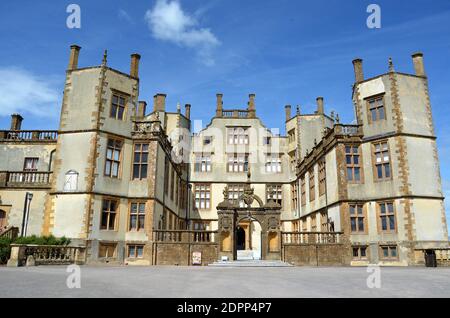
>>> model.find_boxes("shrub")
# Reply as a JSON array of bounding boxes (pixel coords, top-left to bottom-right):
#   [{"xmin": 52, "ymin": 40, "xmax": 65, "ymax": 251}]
[{"xmin": 0, "ymin": 237, "xmax": 13, "ymax": 264}]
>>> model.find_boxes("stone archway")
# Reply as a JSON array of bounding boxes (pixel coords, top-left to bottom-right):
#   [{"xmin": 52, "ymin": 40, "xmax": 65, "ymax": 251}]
[{"xmin": 217, "ymin": 183, "xmax": 282, "ymax": 261}]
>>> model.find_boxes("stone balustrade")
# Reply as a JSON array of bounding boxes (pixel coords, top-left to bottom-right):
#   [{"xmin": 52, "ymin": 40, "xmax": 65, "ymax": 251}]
[
  {"xmin": 0, "ymin": 171, "xmax": 52, "ymax": 188},
  {"xmin": 7, "ymin": 244, "xmax": 86, "ymax": 267},
  {"xmin": 281, "ymin": 231, "xmax": 344, "ymax": 245},
  {"xmin": 153, "ymin": 230, "xmax": 218, "ymax": 244},
  {"xmin": 0, "ymin": 130, "xmax": 58, "ymax": 141}
]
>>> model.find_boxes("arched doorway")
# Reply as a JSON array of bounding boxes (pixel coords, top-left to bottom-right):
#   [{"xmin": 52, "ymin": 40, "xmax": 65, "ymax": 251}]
[
  {"xmin": 236, "ymin": 227, "xmax": 245, "ymax": 250},
  {"xmin": 236, "ymin": 218, "xmax": 262, "ymax": 260},
  {"xmin": 0, "ymin": 210, "xmax": 6, "ymax": 230}
]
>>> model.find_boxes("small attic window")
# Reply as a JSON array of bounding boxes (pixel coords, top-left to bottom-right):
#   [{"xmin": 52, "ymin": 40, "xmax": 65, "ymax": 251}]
[{"xmin": 64, "ymin": 170, "xmax": 79, "ymax": 192}]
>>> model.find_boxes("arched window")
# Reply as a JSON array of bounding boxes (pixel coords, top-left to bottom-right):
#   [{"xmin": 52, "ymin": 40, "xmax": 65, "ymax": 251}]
[{"xmin": 64, "ymin": 170, "xmax": 79, "ymax": 192}]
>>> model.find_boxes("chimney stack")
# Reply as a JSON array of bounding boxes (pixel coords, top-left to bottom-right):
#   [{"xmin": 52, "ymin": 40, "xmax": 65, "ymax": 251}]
[
  {"xmin": 352, "ymin": 58, "xmax": 364, "ymax": 83},
  {"xmin": 316, "ymin": 97, "xmax": 324, "ymax": 115},
  {"xmin": 130, "ymin": 53, "xmax": 141, "ymax": 78},
  {"xmin": 185, "ymin": 104, "xmax": 191, "ymax": 120},
  {"xmin": 248, "ymin": 94, "xmax": 256, "ymax": 118},
  {"xmin": 137, "ymin": 101, "xmax": 147, "ymax": 117},
  {"xmin": 153, "ymin": 94, "xmax": 166, "ymax": 112},
  {"xmin": 216, "ymin": 93, "xmax": 223, "ymax": 117},
  {"xmin": 68, "ymin": 45, "xmax": 81, "ymax": 71},
  {"xmin": 412, "ymin": 52, "xmax": 426, "ymax": 77},
  {"xmin": 10, "ymin": 113, "xmax": 23, "ymax": 131},
  {"xmin": 285, "ymin": 105, "xmax": 292, "ymax": 122}
]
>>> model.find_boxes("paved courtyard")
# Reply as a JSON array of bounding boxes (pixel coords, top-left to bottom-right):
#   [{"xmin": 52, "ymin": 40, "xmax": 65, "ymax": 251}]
[{"xmin": 0, "ymin": 265, "xmax": 449, "ymax": 298}]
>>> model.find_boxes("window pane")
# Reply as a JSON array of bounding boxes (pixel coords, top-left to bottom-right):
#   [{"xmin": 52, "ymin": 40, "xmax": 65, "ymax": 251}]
[
  {"xmin": 389, "ymin": 215, "xmax": 395, "ymax": 230},
  {"xmin": 371, "ymin": 109, "xmax": 377, "ymax": 121},
  {"xmin": 358, "ymin": 218, "xmax": 364, "ymax": 231},
  {"xmin": 137, "ymin": 246, "xmax": 143, "ymax": 258},
  {"xmin": 112, "ymin": 162, "xmax": 119, "ymax": 177},
  {"xmin": 109, "ymin": 213, "xmax": 116, "ymax": 229},
  {"xmin": 391, "ymin": 247, "xmax": 397, "ymax": 257},
  {"xmin": 382, "ymin": 247, "xmax": 389, "ymax": 257},
  {"xmin": 133, "ymin": 165, "xmax": 140, "ymax": 179},
  {"xmin": 351, "ymin": 218, "xmax": 356, "ymax": 232},
  {"xmin": 361, "ymin": 247, "xmax": 366, "ymax": 257},
  {"xmin": 141, "ymin": 164, "xmax": 147, "ymax": 178},
  {"xmin": 101, "ymin": 212, "xmax": 108, "ymax": 229},
  {"xmin": 353, "ymin": 155, "xmax": 359, "ymax": 165},
  {"xmin": 118, "ymin": 107, "xmax": 124, "ymax": 119},
  {"xmin": 353, "ymin": 248, "xmax": 359, "ymax": 257},
  {"xmin": 347, "ymin": 168, "xmax": 353, "ymax": 181},
  {"xmin": 381, "ymin": 217, "xmax": 387, "ymax": 231},
  {"xmin": 138, "ymin": 215, "xmax": 145, "ymax": 229},
  {"xmin": 346, "ymin": 155, "xmax": 352, "ymax": 164},
  {"xmin": 377, "ymin": 165, "xmax": 383, "ymax": 178},
  {"xmin": 105, "ymin": 161, "xmax": 111, "ymax": 176},
  {"xmin": 379, "ymin": 106, "xmax": 385, "ymax": 120},
  {"xmin": 354, "ymin": 168, "xmax": 360, "ymax": 181},
  {"xmin": 384, "ymin": 164, "xmax": 391, "ymax": 178},
  {"xmin": 130, "ymin": 215, "xmax": 137, "ymax": 230}
]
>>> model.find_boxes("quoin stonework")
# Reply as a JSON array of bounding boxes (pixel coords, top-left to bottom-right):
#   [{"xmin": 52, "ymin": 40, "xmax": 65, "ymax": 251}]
[{"xmin": 0, "ymin": 45, "xmax": 448, "ymax": 267}]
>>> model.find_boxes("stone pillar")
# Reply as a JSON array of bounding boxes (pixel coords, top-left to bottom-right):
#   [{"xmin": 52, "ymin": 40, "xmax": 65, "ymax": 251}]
[
  {"xmin": 248, "ymin": 94, "xmax": 256, "ymax": 118},
  {"xmin": 153, "ymin": 94, "xmax": 166, "ymax": 112},
  {"xmin": 10, "ymin": 114, "xmax": 23, "ymax": 130},
  {"xmin": 130, "ymin": 53, "xmax": 141, "ymax": 78},
  {"xmin": 352, "ymin": 58, "xmax": 364, "ymax": 83},
  {"xmin": 285, "ymin": 105, "xmax": 291, "ymax": 122},
  {"xmin": 316, "ymin": 97, "xmax": 324, "ymax": 115},
  {"xmin": 185, "ymin": 104, "xmax": 191, "ymax": 120},
  {"xmin": 68, "ymin": 45, "xmax": 81, "ymax": 71},
  {"xmin": 7, "ymin": 245, "xmax": 25, "ymax": 267},
  {"xmin": 216, "ymin": 93, "xmax": 223, "ymax": 117},
  {"xmin": 137, "ymin": 101, "xmax": 147, "ymax": 117},
  {"xmin": 217, "ymin": 210, "xmax": 235, "ymax": 261},
  {"xmin": 412, "ymin": 52, "xmax": 426, "ymax": 77}
]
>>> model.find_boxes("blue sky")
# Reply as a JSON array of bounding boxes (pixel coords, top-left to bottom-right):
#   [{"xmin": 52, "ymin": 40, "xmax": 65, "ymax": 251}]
[{"xmin": 0, "ymin": 0, "xmax": 449, "ymax": 229}]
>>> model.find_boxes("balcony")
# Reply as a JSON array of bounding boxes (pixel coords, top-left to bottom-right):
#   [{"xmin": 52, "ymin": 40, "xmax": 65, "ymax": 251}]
[
  {"xmin": 221, "ymin": 109, "xmax": 250, "ymax": 118},
  {"xmin": 0, "ymin": 171, "xmax": 52, "ymax": 188},
  {"xmin": 0, "ymin": 130, "xmax": 58, "ymax": 142}
]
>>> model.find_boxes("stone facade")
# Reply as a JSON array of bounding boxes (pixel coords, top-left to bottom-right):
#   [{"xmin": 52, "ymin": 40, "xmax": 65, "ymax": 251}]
[{"xmin": 0, "ymin": 45, "xmax": 448, "ymax": 266}]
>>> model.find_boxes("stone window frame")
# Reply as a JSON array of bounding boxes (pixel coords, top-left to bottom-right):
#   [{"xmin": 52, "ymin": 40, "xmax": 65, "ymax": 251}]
[
  {"xmin": 194, "ymin": 153, "xmax": 212, "ymax": 173},
  {"xmin": 379, "ymin": 244, "xmax": 399, "ymax": 260},
  {"xmin": 228, "ymin": 183, "xmax": 246, "ymax": 208},
  {"xmin": 320, "ymin": 211, "xmax": 328, "ymax": 232},
  {"xmin": 227, "ymin": 127, "xmax": 249, "ymax": 145},
  {"xmin": 291, "ymin": 182, "xmax": 298, "ymax": 211},
  {"xmin": 352, "ymin": 245, "xmax": 369, "ymax": 260},
  {"xmin": 365, "ymin": 93, "xmax": 386, "ymax": 124},
  {"xmin": 227, "ymin": 153, "xmax": 249, "ymax": 173},
  {"xmin": 127, "ymin": 244, "xmax": 144, "ymax": 259},
  {"xmin": 109, "ymin": 90, "xmax": 129, "ymax": 121},
  {"xmin": 194, "ymin": 183, "xmax": 211, "ymax": 210},
  {"xmin": 371, "ymin": 140, "xmax": 393, "ymax": 182},
  {"xmin": 345, "ymin": 144, "xmax": 363, "ymax": 184},
  {"xmin": 128, "ymin": 201, "xmax": 146, "ymax": 232},
  {"xmin": 300, "ymin": 176, "xmax": 306, "ymax": 206},
  {"xmin": 100, "ymin": 198, "xmax": 119, "ymax": 231},
  {"xmin": 104, "ymin": 138, "xmax": 123, "ymax": 179},
  {"xmin": 23, "ymin": 157, "xmax": 39, "ymax": 171},
  {"xmin": 132, "ymin": 143, "xmax": 149, "ymax": 180},
  {"xmin": 308, "ymin": 168, "xmax": 315, "ymax": 202},
  {"xmin": 376, "ymin": 201, "xmax": 397, "ymax": 234},
  {"xmin": 349, "ymin": 203, "xmax": 368, "ymax": 234},
  {"xmin": 265, "ymin": 153, "xmax": 282, "ymax": 174},
  {"xmin": 266, "ymin": 184, "xmax": 283, "ymax": 207},
  {"xmin": 98, "ymin": 242, "xmax": 117, "ymax": 258},
  {"xmin": 318, "ymin": 158, "xmax": 326, "ymax": 196}
]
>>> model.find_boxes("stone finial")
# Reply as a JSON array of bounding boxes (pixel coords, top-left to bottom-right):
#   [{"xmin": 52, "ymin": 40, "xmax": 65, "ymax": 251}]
[
  {"xmin": 102, "ymin": 50, "xmax": 108, "ymax": 66},
  {"xmin": 296, "ymin": 105, "xmax": 300, "ymax": 115},
  {"xmin": 388, "ymin": 57, "xmax": 394, "ymax": 73},
  {"xmin": 336, "ymin": 113, "xmax": 340, "ymax": 123}
]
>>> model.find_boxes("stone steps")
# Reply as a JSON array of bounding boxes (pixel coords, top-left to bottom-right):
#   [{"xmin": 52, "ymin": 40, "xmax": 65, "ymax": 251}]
[{"xmin": 209, "ymin": 260, "xmax": 293, "ymax": 267}]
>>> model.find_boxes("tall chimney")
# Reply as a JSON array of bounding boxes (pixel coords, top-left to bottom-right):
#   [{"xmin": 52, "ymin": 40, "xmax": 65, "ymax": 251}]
[
  {"xmin": 352, "ymin": 58, "xmax": 364, "ymax": 83},
  {"xmin": 316, "ymin": 97, "xmax": 324, "ymax": 115},
  {"xmin": 248, "ymin": 94, "xmax": 256, "ymax": 118},
  {"xmin": 10, "ymin": 114, "xmax": 23, "ymax": 131},
  {"xmin": 153, "ymin": 94, "xmax": 166, "ymax": 112},
  {"xmin": 130, "ymin": 53, "xmax": 141, "ymax": 78},
  {"xmin": 412, "ymin": 52, "xmax": 426, "ymax": 77},
  {"xmin": 216, "ymin": 93, "xmax": 223, "ymax": 117},
  {"xmin": 185, "ymin": 104, "xmax": 191, "ymax": 120},
  {"xmin": 68, "ymin": 45, "xmax": 81, "ymax": 70},
  {"xmin": 137, "ymin": 101, "xmax": 147, "ymax": 117},
  {"xmin": 285, "ymin": 105, "xmax": 292, "ymax": 122}
]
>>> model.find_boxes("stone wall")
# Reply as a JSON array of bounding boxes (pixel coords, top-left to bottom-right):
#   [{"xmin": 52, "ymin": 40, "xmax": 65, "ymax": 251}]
[
  {"xmin": 153, "ymin": 242, "xmax": 218, "ymax": 266},
  {"xmin": 282, "ymin": 244, "xmax": 351, "ymax": 266}
]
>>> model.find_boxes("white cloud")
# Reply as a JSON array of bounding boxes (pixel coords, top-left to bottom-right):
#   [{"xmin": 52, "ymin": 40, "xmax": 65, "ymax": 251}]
[
  {"xmin": 145, "ymin": 0, "xmax": 220, "ymax": 66},
  {"xmin": 0, "ymin": 67, "xmax": 60, "ymax": 117}
]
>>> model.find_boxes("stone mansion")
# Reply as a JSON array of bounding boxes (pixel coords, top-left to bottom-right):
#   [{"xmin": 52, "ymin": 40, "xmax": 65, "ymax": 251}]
[{"xmin": 0, "ymin": 45, "xmax": 448, "ymax": 266}]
